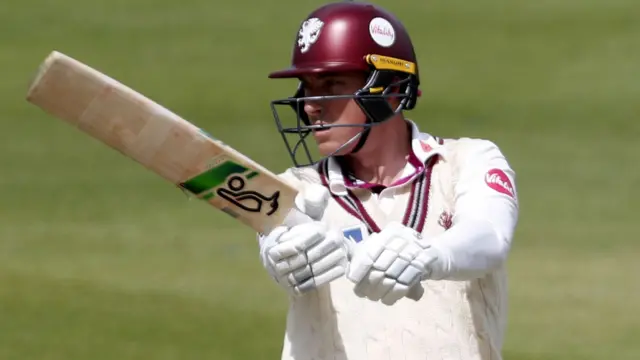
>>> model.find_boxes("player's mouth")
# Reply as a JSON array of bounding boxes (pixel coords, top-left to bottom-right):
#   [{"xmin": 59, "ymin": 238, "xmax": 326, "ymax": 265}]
[{"xmin": 311, "ymin": 121, "xmax": 331, "ymax": 133}]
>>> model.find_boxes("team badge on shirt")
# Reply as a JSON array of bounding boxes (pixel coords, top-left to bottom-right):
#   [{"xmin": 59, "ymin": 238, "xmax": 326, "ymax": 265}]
[{"xmin": 438, "ymin": 211, "xmax": 453, "ymax": 230}]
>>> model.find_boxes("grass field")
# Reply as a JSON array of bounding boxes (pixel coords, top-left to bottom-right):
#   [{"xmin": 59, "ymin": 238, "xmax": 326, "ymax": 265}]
[{"xmin": 1, "ymin": 0, "xmax": 639, "ymax": 359}]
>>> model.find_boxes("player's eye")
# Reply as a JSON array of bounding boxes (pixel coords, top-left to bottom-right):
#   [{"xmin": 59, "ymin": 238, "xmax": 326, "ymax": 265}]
[
  {"xmin": 325, "ymin": 79, "xmax": 348, "ymax": 94},
  {"xmin": 300, "ymin": 78, "xmax": 349, "ymax": 97}
]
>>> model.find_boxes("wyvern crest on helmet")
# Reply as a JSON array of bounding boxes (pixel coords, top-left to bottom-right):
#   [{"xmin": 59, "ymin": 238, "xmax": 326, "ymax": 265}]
[{"xmin": 297, "ymin": 18, "xmax": 324, "ymax": 53}]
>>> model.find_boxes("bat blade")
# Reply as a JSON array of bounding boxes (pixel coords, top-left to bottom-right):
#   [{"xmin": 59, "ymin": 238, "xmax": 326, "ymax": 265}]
[{"xmin": 26, "ymin": 50, "xmax": 298, "ymax": 234}]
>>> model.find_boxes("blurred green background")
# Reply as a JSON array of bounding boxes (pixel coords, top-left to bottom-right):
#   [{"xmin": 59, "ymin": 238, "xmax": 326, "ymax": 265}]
[{"xmin": 1, "ymin": 0, "xmax": 638, "ymax": 359}]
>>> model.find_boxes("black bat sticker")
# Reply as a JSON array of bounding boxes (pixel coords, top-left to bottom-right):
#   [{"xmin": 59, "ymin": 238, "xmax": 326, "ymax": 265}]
[{"xmin": 216, "ymin": 176, "xmax": 280, "ymax": 216}]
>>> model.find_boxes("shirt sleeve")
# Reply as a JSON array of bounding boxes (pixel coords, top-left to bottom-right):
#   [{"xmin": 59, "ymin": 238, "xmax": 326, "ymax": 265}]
[{"xmin": 428, "ymin": 139, "xmax": 519, "ymax": 281}]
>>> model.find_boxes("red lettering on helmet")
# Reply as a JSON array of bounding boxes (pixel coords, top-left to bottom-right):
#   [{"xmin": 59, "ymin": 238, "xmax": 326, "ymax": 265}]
[{"xmin": 371, "ymin": 25, "xmax": 393, "ymax": 37}]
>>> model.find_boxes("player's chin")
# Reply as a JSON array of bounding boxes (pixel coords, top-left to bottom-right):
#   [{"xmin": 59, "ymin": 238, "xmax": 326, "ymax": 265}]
[{"xmin": 317, "ymin": 140, "xmax": 354, "ymax": 157}]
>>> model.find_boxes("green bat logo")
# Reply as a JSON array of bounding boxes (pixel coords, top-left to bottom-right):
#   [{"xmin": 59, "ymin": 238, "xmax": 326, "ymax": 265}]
[{"xmin": 179, "ymin": 160, "xmax": 280, "ymax": 216}]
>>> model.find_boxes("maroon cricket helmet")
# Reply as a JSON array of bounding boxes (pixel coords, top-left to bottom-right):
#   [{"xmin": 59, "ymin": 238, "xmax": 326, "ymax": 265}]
[
  {"xmin": 268, "ymin": 1, "xmax": 421, "ymax": 167},
  {"xmin": 269, "ymin": 1, "xmax": 419, "ymax": 80}
]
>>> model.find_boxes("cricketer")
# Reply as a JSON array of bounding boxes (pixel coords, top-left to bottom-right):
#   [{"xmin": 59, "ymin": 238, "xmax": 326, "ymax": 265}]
[{"xmin": 256, "ymin": 2, "xmax": 520, "ymax": 359}]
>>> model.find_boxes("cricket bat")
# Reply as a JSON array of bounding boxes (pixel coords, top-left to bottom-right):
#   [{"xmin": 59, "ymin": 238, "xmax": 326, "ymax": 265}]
[
  {"xmin": 25, "ymin": 50, "xmax": 425, "ymax": 301},
  {"xmin": 25, "ymin": 50, "xmax": 298, "ymax": 235}
]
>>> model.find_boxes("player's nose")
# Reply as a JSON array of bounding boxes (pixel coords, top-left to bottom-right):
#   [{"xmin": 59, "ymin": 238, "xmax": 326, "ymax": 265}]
[{"xmin": 304, "ymin": 101, "xmax": 322, "ymax": 119}]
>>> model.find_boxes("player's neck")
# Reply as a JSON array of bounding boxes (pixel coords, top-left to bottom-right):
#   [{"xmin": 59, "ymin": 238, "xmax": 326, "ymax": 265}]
[{"xmin": 343, "ymin": 118, "xmax": 411, "ymax": 186}]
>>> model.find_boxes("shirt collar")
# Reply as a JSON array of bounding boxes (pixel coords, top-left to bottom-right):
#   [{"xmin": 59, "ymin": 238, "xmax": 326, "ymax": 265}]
[{"xmin": 324, "ymin": 119, "xmax": 447, "ymax": 196}]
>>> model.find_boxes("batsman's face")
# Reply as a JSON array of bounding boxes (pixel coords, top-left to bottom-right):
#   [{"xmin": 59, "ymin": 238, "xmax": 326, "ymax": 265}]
[{"xmin": 300, "ymin": 72, "xmax": 368, "ymax": 156}]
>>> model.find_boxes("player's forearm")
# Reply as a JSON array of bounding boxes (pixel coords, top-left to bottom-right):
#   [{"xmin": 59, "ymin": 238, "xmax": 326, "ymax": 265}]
[{"xmin": 428, "ymin": 217, "xmax": 512, "ymax": 281}]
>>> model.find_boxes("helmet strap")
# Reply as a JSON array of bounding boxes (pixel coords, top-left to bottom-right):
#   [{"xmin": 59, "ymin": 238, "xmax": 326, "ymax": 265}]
[{"xmin": 349, "ymin": 119, "xmax": 372, "ymax": 154}]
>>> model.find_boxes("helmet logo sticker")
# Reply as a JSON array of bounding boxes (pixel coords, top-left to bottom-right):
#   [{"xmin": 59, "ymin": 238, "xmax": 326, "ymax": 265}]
[
  {"xmin": 297, "ymin": 18, "xmax": 324, "ymax": 53},
  {"xmin": 369, "ymin": 17, "xmax": 395, "ymax": 47}
]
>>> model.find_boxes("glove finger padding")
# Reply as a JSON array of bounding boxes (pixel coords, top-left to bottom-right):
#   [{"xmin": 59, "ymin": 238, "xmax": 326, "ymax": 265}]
[
  {"xmin": 361, "ymin": 270, "xmax": 390, "ymax": 301},
  {"xmin": 353, "ymin": 272, "xmax": 373, "ymax": 298},
  {"xmin": 260, "ymin": 226, "xmax": 289, "ymax": 270},
  {"xmin": 268, "ymin": 223, "xmax": 326, "ymax": 261},
  {"xmin": 286, "ymin": 249, "xmax": 346, "ymax": 290},
  {"xmin": 289, "ymin": 264, "xmax": 346, "ymax": 296},
  {"xmin": 308, "ymin": 239, "xmax": 348, "ymax": 276},
  {"xmin": 381, "ymin": 282, "xmax": 411, "ymax": 306},
  {"xmin": 273, "ymin": 241, "xmax": 347, "ymax": 279},
  {"xmin": 346, "ymin": 235, "xmax": 385, "ymax": 285},
  {"xmin": 304, "ymin": 228, "xmax": 346, "ymax": 263},
  {"xmin": 273, "ymin": 252, "xmax": 309, "ymax": 277},
  {"xmin": 286, "ymin": 229, "xmax": 348, "ymax": 291},
  {"xmin": 346, "ymin": 222, "xmax": 435, "ymax": 305},
  {"xmin": 262, "ymin": 221, "xmax": 350, "ymax": 296}
]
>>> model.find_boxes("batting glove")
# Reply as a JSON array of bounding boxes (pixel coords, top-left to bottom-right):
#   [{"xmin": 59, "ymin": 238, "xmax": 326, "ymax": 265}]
[
  {"xmin": 259, "ymin": 184, "xmax": 349, "ymax": 296},
  {"xmin": 346, "ymin": 222, "xmax": 441, "ymax": 306}
]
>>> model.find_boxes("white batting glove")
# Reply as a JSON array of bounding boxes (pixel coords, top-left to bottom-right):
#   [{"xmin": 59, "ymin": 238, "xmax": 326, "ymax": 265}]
[
  {"xmin": 259, "ymin": 184, "xmax": 349, "ymax": 296},
  {"xmin": 346, "ymin": 222, "xmax": 441, "ymax": 306}
]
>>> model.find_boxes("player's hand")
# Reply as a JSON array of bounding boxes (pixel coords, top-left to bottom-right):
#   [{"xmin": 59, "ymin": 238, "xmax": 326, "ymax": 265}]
[
  {"xmin": 345, "ymin": 222, "xmax": 441, "ymax": 306},
  {"xmin": 259, "ymin": 184, "xmax": 349, "ymax": 296}
]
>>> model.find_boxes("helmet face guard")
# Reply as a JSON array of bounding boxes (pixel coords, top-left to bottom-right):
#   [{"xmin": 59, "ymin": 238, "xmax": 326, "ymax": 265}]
[{"xmin": 270, "ymin": 54, "xmax": 420, "ymax": 167}]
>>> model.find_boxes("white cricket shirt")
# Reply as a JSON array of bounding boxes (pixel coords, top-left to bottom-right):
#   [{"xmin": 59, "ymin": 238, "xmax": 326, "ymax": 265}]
[{"xmin": 262, "ymin": 120, "xmax": 519, "ymax": 360}]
